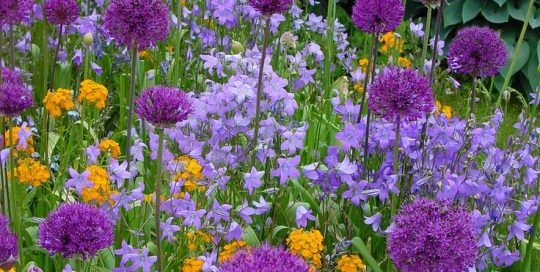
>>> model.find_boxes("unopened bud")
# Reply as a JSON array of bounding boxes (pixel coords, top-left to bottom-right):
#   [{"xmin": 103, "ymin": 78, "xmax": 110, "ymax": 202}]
[
  {"xmin": 83, "ymin": 32, "xmax": 94, "ymax": 46},
  {"xmin": 502, "ymin": 89, "xmax": 511, "ymax": 102},
  {"xmin": 231, "ymin": 41, "xmax": 245, "ymax": 54},
  {"xmin": 280, "ymin": 31, "xmax": 297, "ymax": 49}
]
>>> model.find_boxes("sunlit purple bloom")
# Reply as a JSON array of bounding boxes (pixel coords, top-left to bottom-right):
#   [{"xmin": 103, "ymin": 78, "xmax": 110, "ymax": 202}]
[
  {"xmin": 410, "ymin": 21, "xmax": 424, "ymax": 38},
  {"xmin": 108, "ymin": 159, "xmax": 132, "ymax": 187},
  {"xmin": 65, "ymin": 168, "xmax": 92, "ymax": 194},
  {"xmin": 226, "ymin": 221, "xmax": 243, "ymax": 242},
  {"xmin": 271, "ymin": 156, "xmax": 300, "ymax": 185},
  {"xmin": 178, "ymin": 207, "xmax": 206, "ymax": 229},
  {"xmin": 85, "ymin": 144, "xmax": 100, "ymax": 164},
  {"xmin": 295, "ymin": 206, "xmax": 316, "ymax": 227},
  {"xmin": 135, "ymin": 86, "xmax": 193, "ymax": 128},
  {"xmin": 352, "ymin": 0, "xmax": 404, "ymax": 34},
  {"xmin": 253, "ymin": 196, "xmax": 270, "ymax": 215},
  {"xmin": 16, "ymin": 122, "xmax": 32, "ymax": 150},
  {"xmin": 161, "ymin": 217, "xmax": 180, "ymax": 243},
  {"xmin": 243, "ymin": 167, "xmax": 264, "ymax": 195},
  {"xmin": 207, "ymin": 199, "xmax": 233, "ymax": 223},
  {"xmin": 364, "ymin": 213, "xmax": 382, "ymax": 232},
  {"xmin": 335, "ymin": 123, "xmax": 362, "ymax": 152},
  {"xmin": 237, "ymin": 200, "xmax": 256, "ymax": 224},
  {"xmin": 342, "ymin": 179, "xmax": 368, "ymax": 206}
]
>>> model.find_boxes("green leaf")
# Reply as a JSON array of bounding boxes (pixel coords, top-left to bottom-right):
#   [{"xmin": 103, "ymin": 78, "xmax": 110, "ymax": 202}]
[
  {"xmin": 291, "ymin": 180, "xmax": 322, "ymax": 216},
  {"xmin": 493, "ymin": 0, "xmax": 507, "ymax": 7},
  {"xmin": 444, "ymin": 0, "xmax": 465, "ymax": 27},
  {"xmin": 462, "ymin": 0, "xmax": 487, "ymax": 23},
  {"xmin": 286, "ymin": 202, "xmax": 310, "ymax": 227},
  {"xmin": 529, "ymin": 8, "xmax": 540, "ymax": 29},
  {"xmin": 508, "ymin": 0, "xmax": 529, "ymax": 21},
  {"xmin": 48, "ymin": 132, "xmax": 60, "ymax": 161},
  {"xmin": 242, "ymin": 226, "xmax": 261, "ymax": 246},
  {"xmin": 482, "ymin": 2, "xmax": 510, "ymax": 23},
  {"xmin": 501, "ymin": 42, "xmax": 530, "ymax": 77},
  {"xmin": 351, "ymin": 237, "xmax": 383, "ymax": 272},
  {"xmin": 271, "ymin": 225, "xmax": 290, "ymax": 239}
]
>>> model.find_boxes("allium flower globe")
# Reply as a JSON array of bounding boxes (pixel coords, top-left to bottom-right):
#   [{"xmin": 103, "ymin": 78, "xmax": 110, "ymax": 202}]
[
  {"xmin": 447, "ymin": 26, "xmax": 507, "ymax": 78},
  {"xmin": 352, "ymin": 0, "xmax": 404, "ymax": 34},
  {"xmin": 220, "ymin": 244, "xmax": 310, "ymax": 272},
  {"xmin": 388, "ymin": 198, "xmax": 478, "ymax": 272},
  {"xmin": 0, "ymin": 215, "xmax": 18, "ymax": 270},
  {"xmin": 38, "ymin": 203, "xmax": 114, "ymax": 258},
  {"xmin": 103, "ymin": 0, "xmax": 170, "ymax": 49},
  {"xmin": 1, "ymin": 68, "xmax": 24, "ymax": 85},
  {"xmin": 248, "ymin": 0, "xmax": 293, "ymax": 16},
  {"xmin": 0, "ymin": 0, "xmax": 33, "ymax": 25},
  {"xmin": 368, "ymin": 66, "xmax": 434, "ymax": 123},
  {"xmin": 0, "ymin": 83, "xmax": 34, "ymax": 117},
  {"xmin": 44, "ymin": 0, "xmax": 80, "ymax": 25},
  {"xmin": 135, "ymin": 86, "xmax": 193, "ymax": 127}
]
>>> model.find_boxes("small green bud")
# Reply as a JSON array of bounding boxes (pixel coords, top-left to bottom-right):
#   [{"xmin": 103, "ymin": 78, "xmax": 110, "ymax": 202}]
[
  {"xmin": 83, "ymin": 32, "xmax": 94, "ymax": 46},
  {"xmin": 231, "ymin": 41, "xmax": 245, "ymax": 54}
]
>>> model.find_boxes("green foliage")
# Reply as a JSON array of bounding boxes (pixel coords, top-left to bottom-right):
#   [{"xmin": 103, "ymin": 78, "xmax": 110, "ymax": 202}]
[{"xmin": 442, "ymin": 0, "xmax": 540, "ymax": 93}]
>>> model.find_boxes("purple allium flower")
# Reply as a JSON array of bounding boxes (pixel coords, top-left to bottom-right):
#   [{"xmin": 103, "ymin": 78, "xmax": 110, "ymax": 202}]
[
  {"xmin": 387, "ymin": 198, "xmax": 478, "ymax": 272},
  {"xmin": 0, "ymin": 215, "xmax": 18, "ymax": 271},
  {"xmin": 44, "ymin": 0, "xmax": 80, "ymax": 25},
  {"xmin": 1, "ymin": 68, "xmax": 23, "ymax": 85},
  {"xmin": 447, "ymin": 26, "xmax": 507, "ymax": 78},
  {"xmin": 351, "ymin": 0, "xmax": 404, "ymax": 34},
  {"xmin": 103, "ymin": 0, "xmax": 170, "ymax": 49},
  {"xmin": 248, "ymin": 0, "xmax": 293, "ymax": 16},
  {"xmin": 368, "ymin": 66, "xmax": 434, "ymax": 123},
  {"xmin": 38, "ymin": 203, "xmax": 114, "ymax": 259},
  {"xmin": 135, "ymin": 86, "xmax": 193, "ymax": 127},
  {"xmin": 0, "ymin": 0, "xmax": 33, "ymax": 25},
  {"xmin": 0, "ymin": 82, "xmax": 34, "ymax": 117},
  {"xmin": 220, "ymin": 244, "xmax": 310, "ymax": 272}
]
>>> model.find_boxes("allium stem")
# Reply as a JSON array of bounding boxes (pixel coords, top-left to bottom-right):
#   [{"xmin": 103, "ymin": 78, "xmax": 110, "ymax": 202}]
[
  {"xmin": 49, "ymin": 24, "xmax": 63, "ymax": 91},
  {"xmin": 470, "ymin": 77, "xmax": 477, "ymax": 118},
  {"xmin": 420, "ymin": 7, "xmax": 432, "ymax": 75},
  {"xmin": 155, "ymin": 128, "xmax": 164, "ymax": 272},
  {"xmin": 362, "ymin": 35, "xmax": 380, "ymax": 179},
  {"xmin": 358, "ymin": 33, "xmax": 377, "ymax": 121},
  {"xmin": 496, "ymin": 0, "xmax": 535, "ymax": 107},
  {"xmin": 125, "ymin": 42, "xmax": 138, "ymax": 172},
  {"xmin": 390, "ymin": 119, "xmax": 401, "ymax": 217},
  {"xmin": 9, "ymin": 26, "xmax": 15, "ymax": 69},
  {"xmin": 251, "ymin": 17, "xmax": 271, "ymax": 154}
]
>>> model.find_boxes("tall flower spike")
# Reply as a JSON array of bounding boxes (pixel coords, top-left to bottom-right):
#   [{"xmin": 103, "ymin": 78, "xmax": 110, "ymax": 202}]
[
  {"xmin": 44, "ymin": 0, "xmax": 80, "ymax": 25},
  {"xmin": 103, "ymin": 0, "xmax": 170, "ymax": 49},
  {"xmin": 387, "ymin": 198, "xmax": 478, "ymax": 272},
  {"xmin": 248, "ymin": 0, "xmax": 293, "ymax": 16},
  {"xmin": 368, "ymin": 66, "xmax": 434, "ymax": 123},
  {"xmin": 135, "ymin": 86, "xmax": 193, "ymax": 128},
  {"xmin": 352, "ymin": 0, "xmax": 404, "ymax": 34},
  {"xmin": 0, "ymin": 0, "xmax": 33, "ymax": 25},
  {"xmin": 38, "ymin": 203, "xmax": 114, "ymax": 259},
  {"xmin": 447, "ymin": 26, "xmax": 507, "ymax": 78}
]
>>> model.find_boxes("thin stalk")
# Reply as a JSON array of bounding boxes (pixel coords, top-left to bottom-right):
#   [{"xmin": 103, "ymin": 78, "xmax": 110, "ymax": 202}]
[
  {"xmin": 470, "ymin": 77, "xmax": 477, "ymax": 118},
  {"xmin": 0, "ymin": 28, "xmax": 4, "ymax": 84},
  {"xmin": 420, "ymin": 7, "xmax": 432, "ymax": 75},
  {"xmin": 358, "ymin": 33, "xmax": 377, "ymax": 122},
  {"xmin": 496, "ymin": 0, "xmax": 535, "ymax": 107},
  {"xmin": 390, "ymin": 119, "xmax": 401, "ymax": 215},
  {"xmin": 522, "ymin": 179, "xmax": 540, "ymax": 271},
  {"xmin": 9, "ymin": 25, "xmax": 15, "ymax": 69},
  {"xmin": 125, "ymin": 42, "xmax": 138, "ymax": 172},
  {"xmin": 362, "ymin": 35, "xmax": 380, "ymax": 179},
  {"xmin": 49, "ymin": 24, "xmax": 63, "ymax": 91},
  {"xmin": 155, "ymin": 129, "xmax": 164, "ymax": 272},
  {"xmin": 251, "ymin": 17, "xmax": 271, "ymax": 152}
]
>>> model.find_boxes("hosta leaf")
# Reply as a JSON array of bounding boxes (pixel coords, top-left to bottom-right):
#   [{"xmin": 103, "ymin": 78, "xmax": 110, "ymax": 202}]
[
  {"xmin": 482, "ymin": 1, "xmax": 510, "ymax": 23},
  {"xmin": 508, "ymin": 0, "xmax": 529, "ymax": 21},
  {"xmin": 529, "ymin": 8, "xmax": 540, "ymax": 29},
  {"xmin": 242, "ymin": 225, "xmax": 261, "ymax": 246},
  {"xmin": 444, "ymin": 0, "xmax": 465, "ymax": 27},
  {"xmin": 500, "ymin": 42, "xmax": 530, "ymax": 77},
  {"xmin": 493, "ymin": 0, "xmax": 507, "ymax": 7},
  {"xmin": 463, "ymin": 0, "xmax": 487, "ymax": 23}
]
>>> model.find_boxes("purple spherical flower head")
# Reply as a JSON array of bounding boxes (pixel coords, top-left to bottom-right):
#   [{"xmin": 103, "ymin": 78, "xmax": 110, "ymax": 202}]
[
  {"xmin": 368, "ymin": 66, "xmax": 434, "ymax": 123},
  {"xmin": 220, "ymin": 244, "xmax": 310, "ymax": 272},
  {"xmin": 0, "ymin": 82, "xmax": 34, "ymax": 117},
  {"xmin": 248, "ymin": 0, "xmax": 293, "ymax": 16},
  {"xmin": 1, "ymin": 68, "xmax": 23, "ymax": 85},
  {"xmin": 38, "ymin": 203, "xmax": 114, "ymax": 259},
  {"xmin": 103, "ymin": 0, "xmax": 170, "ymax": 49},
  {"xmin": 352, "ymin": 0, "xmax": 404, "ymax": 34},
  {"xmin": 0, "ymin": 0, "xmax": 33, "ymax": 25},
  {"xmin": 135, "ymin": 86, "xmax": 193, "ymax": 127},
  {"xmin": 388, "ymin": 198, "xmax": 478, "ymax": 272},
  {"xmin": 0, "ymin": 215, "xmax": 18, "ymax": 271},
  {"xmin": 44, "ymin": 0, "xmax": 80, "ymax": 25},
  {"xmin": 447, "ymin": 26, "xmax": 507, "ymax": 78}
]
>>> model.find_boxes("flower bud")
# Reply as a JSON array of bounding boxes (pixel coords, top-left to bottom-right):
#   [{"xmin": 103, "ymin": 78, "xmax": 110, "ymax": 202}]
[
  {"xmin": 502, "ymin": 89, "xmax": 511, "ymax": 102},
  {"xmin": 280, "ymin": 31, "xmax": 297, "ymax": 49},
  {"xmin": 231, "ymin": 41, "xmax": 245, "ymax": 54},
  {"xmin": 83, "ymin": 32, "xmax": 94, "ymax": 46}
]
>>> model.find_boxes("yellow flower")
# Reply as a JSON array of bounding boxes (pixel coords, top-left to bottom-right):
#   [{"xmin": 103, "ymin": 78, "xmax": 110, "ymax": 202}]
[
  {"xmin": 43, "ymin": 89, "xmax": 75, "ymax": 118},
  {"xmin": 78, "ymin": 80, "xmax": 108, "ymax": 110},
  {"xmin": 397, "ymin": 57, "xmax": 411, "ymax": 68},
  {"xmin": 4, "ymin": 126, "xmax": 34, "ymax": 154},
  {"xmin": 99, "ymin": 139, "xmax": 121, "ymax": 159},
  {"xmin": 353, "ymin": 83, "xmax": 364, "ymax": 94},
  {"xmin": 380, "ymin": 32, "xmax": 404, "ymax": 54},
  {"xmin": 337, "ymin": 254, "xmax": 366, "ymax": 272},
  {"xmin": 287, "ymin": 229, "xmax": 324, "ymax": 268},
  {"xmin": 167, "ymin": 45, "xmax": 174, "ymax": 53},
  {"xmin": 173, "ymin": 156, "xmax": 205, "ymax": 192},
  {"xmin": 0, "ymin": 268, "xmax": 16, "ymax": 272},
  {"xmin": 219, "ymin": 241, "xmax": 247, "ymax": 263},
  {"xmin": 14, "ymin": 158, "xmax": 50, "ymax": 187},
  {"xmin": 82, "ymin": 165, "xmax": 114, "ymax": 204},
  {"xmin": 187, "ymin": 230, "xmax": 213, "ymax": 251},
  {"xmin": 435, "ymin": 101, "xmax": 453, "ymax": 119},
  {"xmin": 182, "ymin": 257, "xmax": 204, "ymax": 272},
  {"xmin": 358, "ymin": 58, "xmax": 369, "ymax": 72}
]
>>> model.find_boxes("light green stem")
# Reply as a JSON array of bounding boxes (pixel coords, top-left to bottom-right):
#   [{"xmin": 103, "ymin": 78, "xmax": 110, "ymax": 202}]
[
  {"xmin": 155, "ymin": 129, "xmax": 164, "ymax": 272},
  {"xmin": 420, "ymin": 7, "xmax": 432, "ymax": 75}
]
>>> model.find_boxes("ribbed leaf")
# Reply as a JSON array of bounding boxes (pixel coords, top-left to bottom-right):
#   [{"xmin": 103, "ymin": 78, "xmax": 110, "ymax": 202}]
[
  {"xmin": 482, "ymin": 2, "xmax": 510, "ymax": 23},
  {"xmin": 508, "ymin": 0, "xmax": 529, "ymax": 21},
  {"xmin": 463, "ymin": 0, "xmax": 487, "ymax": 23},
  {"xmin": 444, "ymin": 0, "xmax": 465, "ymax": 27}
]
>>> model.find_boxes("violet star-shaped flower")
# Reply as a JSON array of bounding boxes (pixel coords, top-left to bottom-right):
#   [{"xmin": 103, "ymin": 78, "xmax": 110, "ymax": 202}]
[
  {"xmin": 243, "ymin": 167, "xmax": 264, "ymax": 195},
  {"xmin": 65, "ymin": 168, "xmax": 93, "ymax": 194}
]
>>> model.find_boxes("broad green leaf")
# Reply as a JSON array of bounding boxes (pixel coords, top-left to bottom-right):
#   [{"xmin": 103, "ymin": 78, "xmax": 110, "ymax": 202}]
[
  {"xmin": 462, "ymin": 0, "xmax": 487, "ymax": 23},
  {"xmin": 351, "ymin": 237, "xmax": 383, "ymax": 272},
  {"xmin": 272, "ymin": 225, "xmax": 290, "ymax": 239},
  {"xmin": 500, "ymin": 42, "xmax": 530, "ymax": 77},
  {"xmin": 444, "ymin": 0, "xmax": 465, "ymax": 27},
  {"xmin": 48, "ymin": 132, "xmax": 60, "ymax": 161},
  {"xmin": 291, "ymin": 180, "xmax": 322, "ymax": 217},
  {"xmin": 493, "ymin": 0, "xmax": 507, "ymax": 7},
  {"xmin": 242, "ymin": 225, "xmax": 261, "ymax": 246},
  {"xmin": 529, "ymin": 8, "xmax": 540, "ymax": 29},
  {"xmin": 508, "ymin": 0, "xmax": 529, "ymax": 21},
  {"xmin": 482, "ymin": 2, "xmax": 509, "ymax": 23}
]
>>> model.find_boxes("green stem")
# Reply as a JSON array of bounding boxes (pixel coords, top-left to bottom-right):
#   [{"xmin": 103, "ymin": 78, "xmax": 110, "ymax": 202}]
[
  {"xmin": 49, "ymin": 24, "xmax": 63, "ymax": 91},
  {"xmin": 522, "ymin": 183, "xmax": 540, "ymax": 271},
  {"xmin": 470, "ymin": 77, "xmax": 477, "ymax": 119},
  {"xmin": 9, "ymin": 25, "xmax": 15, "ymax": 69},
  {"xmin": 0, "ymin": 28, "xmax": 3, "ymax": 85},
  {"xmin": 420, "ymin": 7, "xmax": 432, "ymax": 75},
  {"xmin": 155, "ymin": 129, "xmax": 164, "ymax": 272},
  {"xmin": 125, "ymin": 42, "xmax": 138, "ymax": 172},
  {"xmin": 251, "ymin": 17, "xmax": 271, "ymax": 153},
  {"xmin": 496, "ymin": 0, "xmax": 535, "ymax": 107}
]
